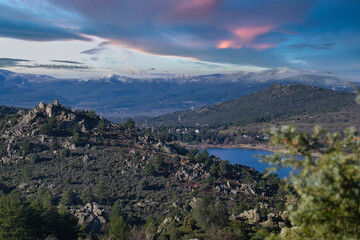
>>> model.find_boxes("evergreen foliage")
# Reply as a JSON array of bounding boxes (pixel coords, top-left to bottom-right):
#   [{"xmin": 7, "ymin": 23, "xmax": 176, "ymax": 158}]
[
  {"xmin": 149, "ymin": 84, "xmax": 357, "ymax": 127},
  {"xmin": 109, "ymin": 202, "xmax": 127, "ymax": 240},
  {"xmin": 264, "ymin": 125, "xmax": 360, "ymax": 239},
  {"xmin": 60, "ymin": 189, "xmax": 76, "ymax": 207},
  {"xmin": 123, "ymin": 118, "xmax": 136, "ymax": 131},
  {"xmin": 0, "ymin": 190, "xmax": 79, "ymax": 240},
  {"xmin": 40, "ymin": 116, "xmax": 56, "ymax": 135},
  {"xmin": 192, "ymin": 196, "xmax": 229, "ymax": 234},
  {"xmin": 97, "ymin": 119, "xmax": 105, "ymax": 133}
]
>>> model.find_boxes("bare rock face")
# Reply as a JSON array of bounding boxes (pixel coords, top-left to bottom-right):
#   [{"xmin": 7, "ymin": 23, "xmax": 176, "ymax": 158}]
[
  {"xmin": 260, "ymin": 213, "xmax": 276, "ymax": 228},
  {"xmin": 138, "ymin": 134, "xmax": 156, "ymax": 145},
  {"xmin": 239, "ymin": 184, "xmax": 256, "ymax": 195},
  {"xmin": 174, "ymin": 163, "xmax": 210, "ymax": 181},
  {"xmin": 71, "ymin": 202, "xmax": 107, "ymax": 232},
  {"xmin": 45, "ymin": 103, "xmax": 55, "ymax": 118},
  {"xmin": 189, "ymin": 197, "xmax": 200, "ymax": 208},
  {"xmin": 61, "ymin": 140, "xmax": 76, "ymax": 150},
  {"xmin": 280, "ymin": 210, "xmax": 289, "ymax": 221},
  {"xmin": 239, "ymin": 209, "xmax": 261, "ymax": 224},
  {"xmin": 174, "ymin": 168, "xmax": 190, "ymax": 181},
  {"xmin": 157, "ymin": 217, "xmax": 181, "ymax": 233},
  {"xmin": 280, "ymin": 226, "xmax": 300, "ymax": 238},
  {"xmin": 214, "ymin": 181, "xmax": 257, "ymax": 196},
  {"xmin": 38, "ymin": 101, "xmax": 46, "ymax": 110},
  {"xmin": 0, "ymin": 100, "xmax": 102, "ymax": 163},
  {"xmin": 157, "ymin": 217, "xmax": 173, "ymax": 233},
  {"xmin": 83, "ymin": 154, "xmax": 91, "ymax": 163}
]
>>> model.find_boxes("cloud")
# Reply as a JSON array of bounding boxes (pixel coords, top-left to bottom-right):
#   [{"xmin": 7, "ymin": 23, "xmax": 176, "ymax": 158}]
[
  {"xmin": 51, "ymin": 60, "xmax": 83, "ymax": 64},
  {"xmin": 0, "ymin": 3, "xmax": 90, "ymax": 41},
  {"xmin": 80, "ymin": 41, "xmax": 109, "ymax": 55},
  {"xmin": 0, "ymin": 58, "xmax": 31, "ymax": 67},
  {"xmin": 18, "ymin": 64, "xmax": 91, "ymax": 70},
  {"xmin": 80, "ymin": 47, "xmax": 105, "ymax": 55},
  {"xmin": 179, "ymin": 60, "xmax": 224, "ymax": 69},
  {"xmin": 288, "ymin": 43, "xmax": 336, "ymax": 50},
  {"xmin": 98, "ymin": 41, "xmax": 111, "ymax": 47},
  {"xmin": 0, "ymin": 58, "xmax": 90, "ymax": 70},
  {"xmin": 1, "ymin": 0, "xmax": 360, "ymax": 74},
  {"xmin": 233, "ymin": 26, "xmax": 274, "ymax": 42},
  {"xmin": 45, "ymin": 0, "xmax": 313, "ymax": 67}
]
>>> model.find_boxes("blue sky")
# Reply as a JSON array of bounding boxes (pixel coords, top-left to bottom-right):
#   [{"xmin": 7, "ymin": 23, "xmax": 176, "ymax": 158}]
[{"xmin": 0, "ymin": 0, "xmax": 359, "ymax": 80}]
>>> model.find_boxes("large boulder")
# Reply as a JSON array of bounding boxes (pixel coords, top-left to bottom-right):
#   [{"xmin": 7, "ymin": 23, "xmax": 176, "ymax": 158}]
[
  {"xmin": 174, "ymin": 163, "xmax": 210, "ymax": 181},
  {"xmin": 239, "ymin": 208, "xmax": 261, "ymax": 224},
  {"xmin": 71, "ymin": 202, "xmax": 107, "ymax": 232},
  {"xmin": 157, "ymin": 217, "xmax": 173, "ymax": 233}
]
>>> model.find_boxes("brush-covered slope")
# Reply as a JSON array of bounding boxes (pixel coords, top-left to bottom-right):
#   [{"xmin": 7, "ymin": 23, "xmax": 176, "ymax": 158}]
[
  {"xmin": 0, "ymin": 101, "xmax": 287, "ymax": 238},
  {"xmin": 148, "ymin": 84, "xmax": 357, "ymax": 126}
]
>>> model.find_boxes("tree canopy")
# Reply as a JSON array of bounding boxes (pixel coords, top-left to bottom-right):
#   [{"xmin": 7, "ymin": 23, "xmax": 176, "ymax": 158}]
[{"xmin": 264, "ymin": 125, "xmax": 360, "ymax": 239}]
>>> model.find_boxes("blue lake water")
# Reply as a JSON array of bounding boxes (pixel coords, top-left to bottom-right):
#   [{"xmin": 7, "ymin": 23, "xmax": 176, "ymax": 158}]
[{"xmin": 203, "ymin": 148, "xmax": 291, "ymax": 178}]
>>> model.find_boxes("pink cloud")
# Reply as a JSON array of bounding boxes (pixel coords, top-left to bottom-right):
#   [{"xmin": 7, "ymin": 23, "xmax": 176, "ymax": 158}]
[
  {"xmin": 169, "ymin": 0, "xmax": 222, "ymax": 21},
  {"xmin": 217, "ymin": 40, "xmax": 242, "ymax": 49},
  {"xmin": 217, "ymin": 25, "xmax": 276, "ymax": 50},
  {"xmin": 217, "ymin": 41, "xmax": 276, "ymax": 50},
  {"xmin": 233, "ymin": 25, "xmax": 273, "ymax": 42},
  {"xmin": 250, "ymin": 43, "xmax": 277, "ymax": 50}
]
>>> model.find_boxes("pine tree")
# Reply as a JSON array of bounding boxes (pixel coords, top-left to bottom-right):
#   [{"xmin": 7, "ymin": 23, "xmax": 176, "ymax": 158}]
[{"xmin": 264, "ymin": 126, "xmax": 360, "ymax": 239}]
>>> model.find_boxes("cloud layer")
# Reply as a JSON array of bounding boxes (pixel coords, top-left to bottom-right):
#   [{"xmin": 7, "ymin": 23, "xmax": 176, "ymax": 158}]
[
  {"xmin": 0, "ymin": 58, "xmax": 90, "ymax": 70},
  {"xmin": 0, "ymin": 0, "xmax": 359, "ymax": 75},
  {"xmin": 0, "ymin": 58, "xmax": 30, "ymax": 67}
]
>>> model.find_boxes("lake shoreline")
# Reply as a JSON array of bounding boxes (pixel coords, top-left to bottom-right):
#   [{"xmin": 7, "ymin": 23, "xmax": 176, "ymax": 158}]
[
  {"xmin": 178, "ymin": 142, "xmax": 280, "ymax": 152},
  {"xmin": 191, "ymin": 145, "xmax": 291, "ymax": 178}
]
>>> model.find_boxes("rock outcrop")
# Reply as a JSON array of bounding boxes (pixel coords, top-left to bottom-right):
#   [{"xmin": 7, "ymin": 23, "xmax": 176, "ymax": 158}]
[
  {"xmin": 71, "ymin": 202, "xmax": 108, "ymax": 232},
  {"xmin": 0, "ymin": 100, "xmax": 103, "ymax": 163},
  {"xmin": 175, "ymin": 163, "xmax": 211, "ymax": 181}
]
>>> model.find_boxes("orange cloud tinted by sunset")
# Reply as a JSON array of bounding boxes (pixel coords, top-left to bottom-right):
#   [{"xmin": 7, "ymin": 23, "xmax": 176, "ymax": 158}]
[
  {"xmin": 234, "ymin": 26, "xmax": 273, "ymax": 42},
  {"xmin": 217, "ymin": 25, "xmax": 275, "ymax": 50},
  {"xmin": 217, "ymin": 40, "xmax": 242, "ymax": 49}
]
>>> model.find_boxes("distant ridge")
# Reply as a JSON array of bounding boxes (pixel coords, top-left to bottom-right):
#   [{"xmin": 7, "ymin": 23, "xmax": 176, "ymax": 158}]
[
  {"xmin": 0, "ymin": 69, "xmax": 357, "ymax": 117},
  {"xmin": 147, "ymin": 84, "xmax": 357, "ymax": 126}
]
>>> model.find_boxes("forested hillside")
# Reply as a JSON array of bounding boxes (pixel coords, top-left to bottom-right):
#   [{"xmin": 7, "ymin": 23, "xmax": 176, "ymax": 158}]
[{"xmin": 148, "ymin": 84, "xmax": 357, "ymax": 127}]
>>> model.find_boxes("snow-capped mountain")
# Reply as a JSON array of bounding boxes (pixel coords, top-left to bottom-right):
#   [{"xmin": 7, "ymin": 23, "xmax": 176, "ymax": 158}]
[{"xmin": 0, "ymin": 68, "xmax": 355, "ymax": 117}]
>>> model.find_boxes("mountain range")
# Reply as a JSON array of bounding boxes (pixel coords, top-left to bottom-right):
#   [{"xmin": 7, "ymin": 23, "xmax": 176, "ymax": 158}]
[{"xmin": 0, "ymin": 68, "xmax": 356, "ymax": 118}]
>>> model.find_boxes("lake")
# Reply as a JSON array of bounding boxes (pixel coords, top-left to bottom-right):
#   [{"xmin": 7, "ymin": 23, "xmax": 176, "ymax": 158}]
[{"xmin": 204, "ymin": 148, "xmax": 291, "ymax": 178}]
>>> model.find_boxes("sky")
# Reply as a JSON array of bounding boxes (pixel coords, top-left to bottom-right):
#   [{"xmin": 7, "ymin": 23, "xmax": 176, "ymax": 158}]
[{"xmin": 0, "ymin": 0, "xmax": 359, "ymax": 80}]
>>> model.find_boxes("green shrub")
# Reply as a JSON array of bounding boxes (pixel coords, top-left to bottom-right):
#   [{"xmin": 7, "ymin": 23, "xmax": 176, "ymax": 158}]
[
  {"xmin": 29, "ymin": 154, "xmax": 40, "ymax": 164},
  {"xmin": 59, "ymin": 189, "xmax": 76, "ymax": 207},
  {"xmin": 60, "ymin": 149, "xmax": 70, "ymax": 158},
  {"xmin": 192, "ymin": 196, "xmax": 229, "ymax": 234},
  {"xmin": 109, "ymin": 202, "xmax": 127, "ymax": 240}
]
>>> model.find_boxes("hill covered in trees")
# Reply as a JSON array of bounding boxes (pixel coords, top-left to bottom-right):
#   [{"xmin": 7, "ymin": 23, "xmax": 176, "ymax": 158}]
[
  {"xmin": 0, "ymin": 101, "xmax": 288, "ymax": 239},
  {"xmin": 147, "ymin": 84, "xmax": 357, "ymax": 127}
]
